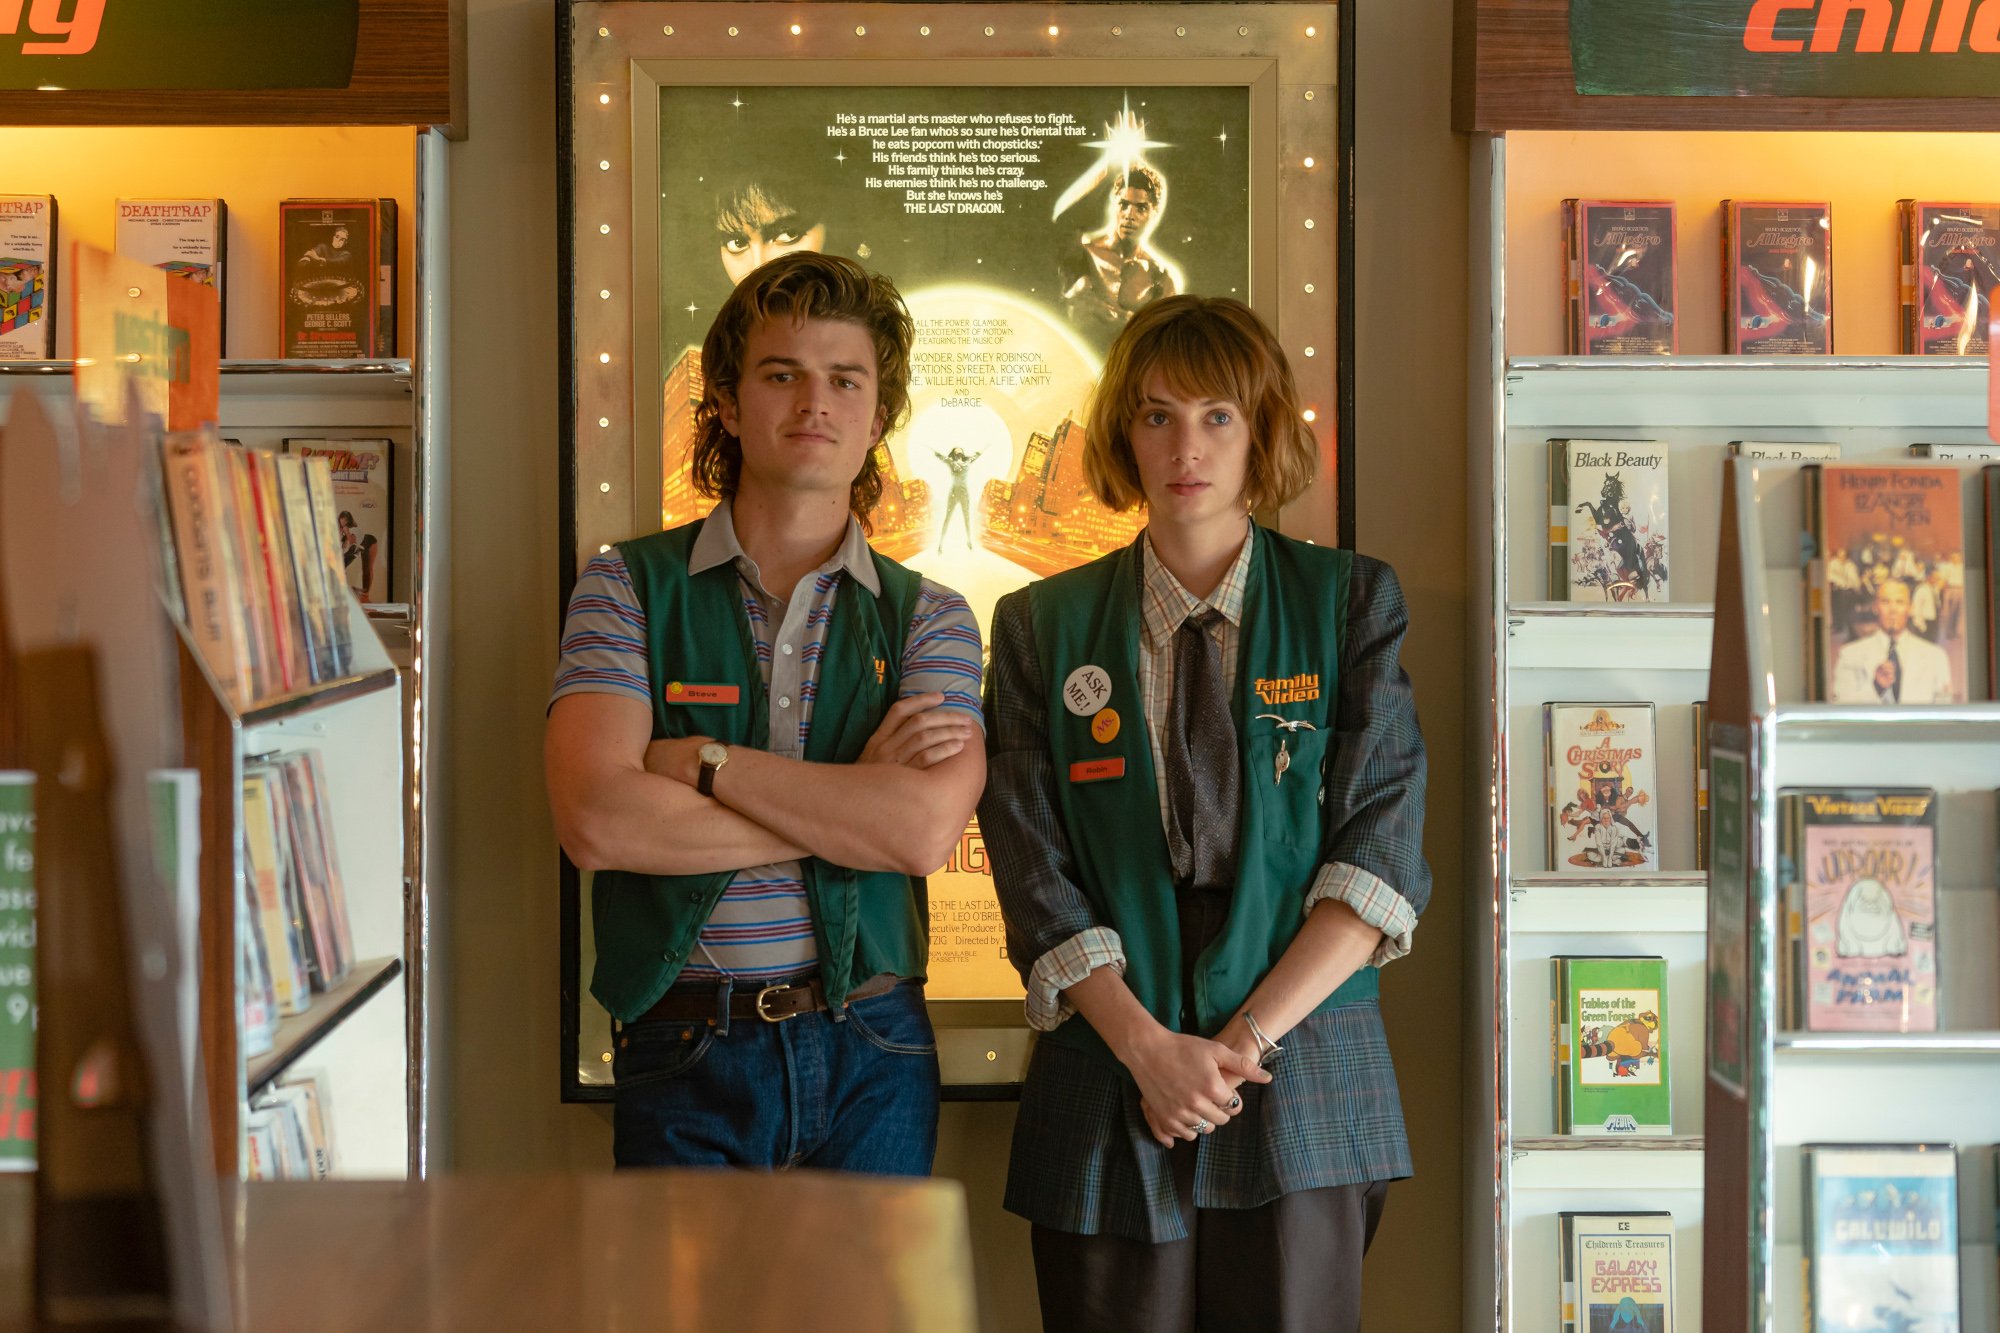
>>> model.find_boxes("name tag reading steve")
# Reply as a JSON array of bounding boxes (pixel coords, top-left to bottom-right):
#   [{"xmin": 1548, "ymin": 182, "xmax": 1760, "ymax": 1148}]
[{"xmin": 665, "ymin": 681, "xmax": 740, "ymax": 705}]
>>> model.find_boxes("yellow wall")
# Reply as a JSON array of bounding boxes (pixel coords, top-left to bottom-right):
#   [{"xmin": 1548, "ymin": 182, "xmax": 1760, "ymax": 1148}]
[
  {"xmin": 1505, "ymin": 129, "xmax": 2000, "ymax": 356},
  {"xmin": 4, "ymin": 125, "xmax": 417, "ymax": 359},
  {"xmin": 444, "ymin": 2, "xmax": 1468, "ymax": 1329}
]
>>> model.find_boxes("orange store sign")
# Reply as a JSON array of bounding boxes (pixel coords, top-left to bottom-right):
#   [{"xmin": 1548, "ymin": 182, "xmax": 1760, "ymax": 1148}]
[
  {"xmin": 0, "ymin": 0, "xmax": 103, "ymax": 56},
  {"xmin": 1573, "ymin": 0, "xmax": 2000, "ymax": 97},
  {"xmin": 0, "ymin": 0, "xmax": 357, "ymax": 90}
]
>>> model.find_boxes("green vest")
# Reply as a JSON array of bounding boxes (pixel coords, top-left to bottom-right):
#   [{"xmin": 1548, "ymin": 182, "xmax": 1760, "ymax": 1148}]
[
  {"xmin": 589, "ymin": 519, "xmax": 928, "ymax": 1023},
  {"xmin": 1029, "ymin": 528, "xmax": 1378, "ymax": 1062}
]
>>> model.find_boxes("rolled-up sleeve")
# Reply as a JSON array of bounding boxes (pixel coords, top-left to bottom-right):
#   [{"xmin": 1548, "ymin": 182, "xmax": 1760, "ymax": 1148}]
[
  {"xmin": 977, "ymin": 590, "xmax": 1123, "ymax": 1030},
  {"xmin": 1311, "ymin": 555, "xmax": 1431, "ymax": 966}
]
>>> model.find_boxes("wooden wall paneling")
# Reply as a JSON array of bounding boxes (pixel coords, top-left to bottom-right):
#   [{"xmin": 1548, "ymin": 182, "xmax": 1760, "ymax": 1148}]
[
  {"xmin": 178, "ymin": 642, "xmax": 240, "ymax": 1179},
  {"xmin": 0, "ymin": 0, "xmax": 466, "ymax": 137}
]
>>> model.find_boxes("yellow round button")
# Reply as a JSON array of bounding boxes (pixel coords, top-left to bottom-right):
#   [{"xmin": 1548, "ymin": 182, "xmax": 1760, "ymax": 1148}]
[
  {"xmin": 668, "ymin": 680, "xmax": 685, "ymax": 696},
  {"xmin": 1091, "ymin": 707, "xmax": 1121, "ymax": 743}
]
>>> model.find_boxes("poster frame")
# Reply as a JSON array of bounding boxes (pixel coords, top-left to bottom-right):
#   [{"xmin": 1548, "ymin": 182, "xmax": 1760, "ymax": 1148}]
[{"xmin": 556, "ymin": 0, "xmax": 1350, "ymax": 1102}]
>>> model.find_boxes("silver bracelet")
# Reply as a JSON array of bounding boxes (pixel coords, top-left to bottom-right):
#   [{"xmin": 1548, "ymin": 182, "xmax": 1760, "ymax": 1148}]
[{"xmin": 1242, "ymin": 1010, "xmax": 1283, "ymax": 1066}]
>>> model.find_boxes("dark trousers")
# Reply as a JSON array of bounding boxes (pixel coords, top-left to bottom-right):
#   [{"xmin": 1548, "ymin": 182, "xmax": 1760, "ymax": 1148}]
[
  {"xmin": 1029, "ymin": 1160, "xmax": 1389, "ymax": 1333},
  {"xmin": 1027, "ymin": 882, "xmax": 1389, "ymax": 1332}
]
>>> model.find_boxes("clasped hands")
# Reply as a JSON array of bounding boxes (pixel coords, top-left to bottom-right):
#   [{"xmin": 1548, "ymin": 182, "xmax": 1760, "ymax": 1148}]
[
  {"xmin": 1125, "ymin": 1016, "xmax": 1273, "ymax": 1148},
  {"xmin": 642, "ymin": 691, "xmax": 976, "ymax": 786}
]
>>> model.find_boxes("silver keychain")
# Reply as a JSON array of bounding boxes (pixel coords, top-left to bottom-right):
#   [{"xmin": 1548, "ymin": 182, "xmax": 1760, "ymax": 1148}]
[{"xmin": 1254, "ymin": 714, "xmax": 1318, "ymax": 786}]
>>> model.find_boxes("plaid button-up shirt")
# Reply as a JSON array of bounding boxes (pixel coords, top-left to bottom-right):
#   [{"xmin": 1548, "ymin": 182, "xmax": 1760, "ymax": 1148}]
[{"xmin": 979, "ymin": 529, "xmax": 1430, "ymax": 1241}]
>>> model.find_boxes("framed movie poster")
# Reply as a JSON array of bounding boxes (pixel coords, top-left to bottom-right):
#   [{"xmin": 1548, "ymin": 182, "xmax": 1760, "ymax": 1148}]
[{"xmin": 559, "ymin": 1, "xmax": 1346, "ymax": 1098}]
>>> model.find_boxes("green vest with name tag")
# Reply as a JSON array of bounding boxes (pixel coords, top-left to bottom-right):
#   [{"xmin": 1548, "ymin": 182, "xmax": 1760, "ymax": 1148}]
[
  {"xmin": 1028, "ymin": 528, "xmax": 1378, "ymax": 1063},
  {"xmin": 589, "ymin": 519, "xmax": 927, "ymax": 1023}
]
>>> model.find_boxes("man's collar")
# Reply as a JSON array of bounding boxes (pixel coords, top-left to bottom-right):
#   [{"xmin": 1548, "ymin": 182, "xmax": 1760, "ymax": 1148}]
[{"xmin": 688, "ymin": 497, "xmax": 882, "ymax": 596}]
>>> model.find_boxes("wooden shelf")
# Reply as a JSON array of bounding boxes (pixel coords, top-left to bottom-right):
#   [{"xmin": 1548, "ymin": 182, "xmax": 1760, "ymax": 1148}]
[
  {"xmin": 247, "ymin": 956, "xmax": 403, "ymax": 1097},
  {"xmin": 239, "ymin": 666, "xmax": 401, "ymax": 728}
]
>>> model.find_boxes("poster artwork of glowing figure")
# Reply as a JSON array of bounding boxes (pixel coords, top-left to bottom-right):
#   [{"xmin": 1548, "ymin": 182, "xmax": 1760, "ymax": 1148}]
[{"xmin": 657, "ymin": 84, "xmax": 1251, "ymax": 997}]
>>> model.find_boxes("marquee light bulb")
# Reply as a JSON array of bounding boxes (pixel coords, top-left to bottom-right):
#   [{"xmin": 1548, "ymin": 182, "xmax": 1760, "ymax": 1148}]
[
  {"xmin": 1302, "ymin": 409, "xmax": 1318, "ymax": 423},
  {"xmin": 790, "ymin": 23, "xmax": 801, "ymax": 35},
  {"xmin": 599, "ymin": 352, "xmax": 611, "ymax": 364},
  {"xmin": 598, "ymin": 93, "xmax": 610, "ymax": 105}
]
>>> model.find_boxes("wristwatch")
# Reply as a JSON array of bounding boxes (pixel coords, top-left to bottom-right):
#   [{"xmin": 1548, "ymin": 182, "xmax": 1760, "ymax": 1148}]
[{"xmin": 696, "ymin": 742, "xmax": 730, "ymax": 797}]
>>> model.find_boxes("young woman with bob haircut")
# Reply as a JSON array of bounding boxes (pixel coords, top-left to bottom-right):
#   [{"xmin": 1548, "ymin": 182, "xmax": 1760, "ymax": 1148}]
[{"xmin": 978, "ymin": 295, "xmax": 1431, "ymax": 1333}]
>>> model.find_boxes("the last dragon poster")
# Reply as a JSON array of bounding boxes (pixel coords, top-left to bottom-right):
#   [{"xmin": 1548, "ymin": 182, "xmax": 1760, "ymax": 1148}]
[{"xmin": 656, "ymin": 84, "xmax": 1253, "ymax": 999}]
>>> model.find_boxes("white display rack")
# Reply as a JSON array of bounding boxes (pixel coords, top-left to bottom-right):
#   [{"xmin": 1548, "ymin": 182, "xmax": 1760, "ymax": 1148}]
[
  {"xmin": 1467, "ymin": 132, "xmax": 2000, "ymax": 1332},
  {"xmin": 1707, "ymin": 455, "xmax": 2000, "ymax": 1330}
]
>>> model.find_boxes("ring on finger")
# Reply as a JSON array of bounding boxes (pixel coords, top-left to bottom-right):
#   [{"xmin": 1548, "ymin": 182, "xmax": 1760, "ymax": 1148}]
[
  {"xmin": 1226, "ymin": 1094, "xmax": 1242, "ymax": 1111},
  {"xmin": 1191, "ymin": 1118, "xmax": 1214, "ymax": 1135}
]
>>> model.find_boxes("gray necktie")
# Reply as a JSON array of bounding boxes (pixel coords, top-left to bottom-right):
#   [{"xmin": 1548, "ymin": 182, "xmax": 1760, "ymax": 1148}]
[{"xmin": 1165, "ymin": 609, "xmax": 1241, "ymax": 890}]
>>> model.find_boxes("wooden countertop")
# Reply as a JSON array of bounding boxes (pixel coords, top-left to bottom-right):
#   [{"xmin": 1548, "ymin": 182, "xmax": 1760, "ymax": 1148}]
[
  {"xmin": 0, "ymin": 1170, "xmax": 977, "ymax": 1331},
  {"xmin": 230, "ymin": 1171, "xmax": 976, "ymax": 1332}
]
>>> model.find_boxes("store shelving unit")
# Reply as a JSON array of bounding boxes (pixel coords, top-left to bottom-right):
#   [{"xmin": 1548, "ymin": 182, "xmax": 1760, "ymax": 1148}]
[
  {"xmin": 1467, "ymin": 133, "xmax": 2000, "ymax": 1330},
  {"xmin": 0, "ymin": 122, "xmax": 452, "ymax": 1180},
  {"xmin": 179, "ymin": 593, "xmax": 411, "ymax": 1178},
  {"xmin": 1707, "ymin": 455, "xmax": 2000, "ymax": 1329}
]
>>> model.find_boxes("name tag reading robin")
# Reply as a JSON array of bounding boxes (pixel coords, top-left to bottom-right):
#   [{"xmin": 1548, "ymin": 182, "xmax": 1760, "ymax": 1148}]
[
  {"xmin": 665, "ymin": 680, "xmax": 740, "ymax": 705},
  {"xmin": 1069, "ymin": 758, "xmax": 1126, "ymax": 784}
]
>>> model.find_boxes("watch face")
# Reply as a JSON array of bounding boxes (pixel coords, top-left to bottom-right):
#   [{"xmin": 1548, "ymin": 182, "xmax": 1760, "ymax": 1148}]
[{"xmin": 699, "ymin": 742, "xmax": 728, "ymax": 766}]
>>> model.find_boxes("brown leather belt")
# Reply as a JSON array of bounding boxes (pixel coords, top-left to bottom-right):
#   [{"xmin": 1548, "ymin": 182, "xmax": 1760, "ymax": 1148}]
[{"xmin": 637, "ymin": 973, "xmax": 901, "ymax": 1025}]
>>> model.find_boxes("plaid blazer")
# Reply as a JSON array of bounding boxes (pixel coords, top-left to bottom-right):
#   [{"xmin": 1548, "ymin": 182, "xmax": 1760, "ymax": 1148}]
[{"xmin": 980, "ymin": 550, "xmax": 1431, "ymax": 1243}]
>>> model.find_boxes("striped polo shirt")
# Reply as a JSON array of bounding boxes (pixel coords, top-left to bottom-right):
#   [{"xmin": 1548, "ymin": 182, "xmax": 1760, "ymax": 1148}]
[{"xmin": 552, "ymin": 501, "xmax": 984, "ymax": 982}]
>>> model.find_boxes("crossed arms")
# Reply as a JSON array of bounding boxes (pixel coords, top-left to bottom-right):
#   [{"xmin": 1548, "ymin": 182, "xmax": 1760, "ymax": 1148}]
[{"xmin": 546, "ymin": 691, "xmax": 986, "ymax": 879}]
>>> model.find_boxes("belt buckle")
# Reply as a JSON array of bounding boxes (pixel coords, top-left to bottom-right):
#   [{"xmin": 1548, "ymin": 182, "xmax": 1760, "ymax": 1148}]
[{"xmin": 754, "ymin": 983, "xmax": 799, "ymax": 1023}]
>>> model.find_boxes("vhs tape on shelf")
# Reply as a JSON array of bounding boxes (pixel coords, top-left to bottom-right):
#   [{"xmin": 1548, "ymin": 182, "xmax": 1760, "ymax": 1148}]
[{"xmin": 1724, "ymin": 200, "xmax": 1832, "ymax": 355}]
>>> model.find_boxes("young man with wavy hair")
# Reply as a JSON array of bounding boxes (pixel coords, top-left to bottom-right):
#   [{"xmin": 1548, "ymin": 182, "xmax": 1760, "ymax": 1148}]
[{"xmin": 546, "ymin": 252, "xmax": 986, "ymax": 1174}]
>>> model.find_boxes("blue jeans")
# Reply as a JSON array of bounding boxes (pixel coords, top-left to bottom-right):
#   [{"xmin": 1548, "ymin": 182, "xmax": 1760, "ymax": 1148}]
[{"xmin": 612, "ymin": 979, "xmax": 940, "ymax": 1175}]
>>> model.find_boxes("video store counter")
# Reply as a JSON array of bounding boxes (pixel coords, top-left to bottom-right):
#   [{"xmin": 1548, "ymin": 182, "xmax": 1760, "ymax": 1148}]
[
  {"xmin": 225, "ymin": 1170, "xmax": 976, "ymax": 1332},
  {"xmin": 0, "ymin": 1170, "xmax": 975, "ymax": 1332}
]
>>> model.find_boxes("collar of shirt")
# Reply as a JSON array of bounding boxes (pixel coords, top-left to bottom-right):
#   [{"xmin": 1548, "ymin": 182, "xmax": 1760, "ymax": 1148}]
[
  {"xmin": 1138, "ymin": 522, "xmax": 1255, "ymax": 653},
  {"xmin": 687, "ymin": 496, "xmax": 882, "ymax": 599}
]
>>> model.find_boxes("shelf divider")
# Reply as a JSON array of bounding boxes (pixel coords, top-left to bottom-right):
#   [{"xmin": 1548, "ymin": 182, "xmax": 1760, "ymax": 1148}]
[{"xmin": 247, "ymin": 956, "xmax": 403, "ymax": 1097}]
